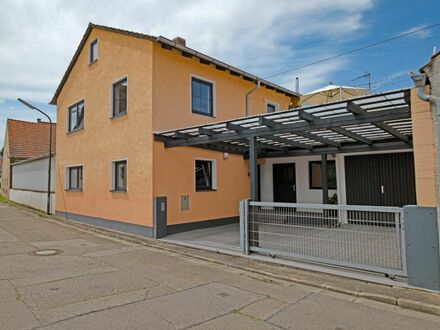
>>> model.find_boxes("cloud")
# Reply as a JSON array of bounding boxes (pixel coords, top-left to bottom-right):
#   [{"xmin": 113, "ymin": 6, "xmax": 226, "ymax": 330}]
[
  {"xmin": 0, "ymin": 0, "xmax": 374, "ymax": 106},
  {"xmin": 401, "ymin": 25, "xmax": 433, "ymax": 40}
]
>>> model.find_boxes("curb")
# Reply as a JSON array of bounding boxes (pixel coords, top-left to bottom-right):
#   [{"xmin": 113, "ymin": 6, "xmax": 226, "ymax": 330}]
[{"xmin": 5, "ymin": 203, "xmax": 440, "ymax": 317}]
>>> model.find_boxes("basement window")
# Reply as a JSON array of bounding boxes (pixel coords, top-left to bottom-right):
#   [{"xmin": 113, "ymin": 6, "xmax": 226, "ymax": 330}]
[
  {"xmin": 111, "ymin": 160, "xmax": 127, "ymax": 192},
  {"xmin": 195, "ymin": 159, "xmax": 216, "ymax": 191},
  {"xmin": 68, "ymin": 101, "xmax": 84, "ymax": 132},
  {"xmin": 309, "ymin": 160, "xmax": 337, "ymax": 190},
  {"xmin": 89, "ymin": 39, "xmax": 98, "ymax": 64},
  {"xmin": 67, "ymin": 166, "xmax": 83, "ymax": 191},
  {"xmin": 112, "ymin": 77, "xmax": 128, "ymax": 117}
]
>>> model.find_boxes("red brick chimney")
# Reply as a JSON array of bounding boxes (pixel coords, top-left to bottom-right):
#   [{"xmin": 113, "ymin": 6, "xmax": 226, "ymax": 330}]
[{"xmin": 172, "ymin": 37, "xmax": 186, "ymax": 47}]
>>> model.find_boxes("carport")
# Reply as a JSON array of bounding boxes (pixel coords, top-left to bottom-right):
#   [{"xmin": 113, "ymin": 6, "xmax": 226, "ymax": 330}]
[{"xmin": 154, "ymin": 88, "xmax": 413, "ymax": 274}]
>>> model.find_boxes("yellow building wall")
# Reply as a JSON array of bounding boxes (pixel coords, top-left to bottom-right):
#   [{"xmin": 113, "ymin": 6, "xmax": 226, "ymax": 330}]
[
  {"xmin": 411, "ymin": 88, "xmax": 436, "ymax": 207},
  {"xmin": 55, "ymin": 29, "xmax": 154, "ymax": 226},
  {"xmin": 151, "ymin": 45, "xmax": 294, "ymax": 225}
]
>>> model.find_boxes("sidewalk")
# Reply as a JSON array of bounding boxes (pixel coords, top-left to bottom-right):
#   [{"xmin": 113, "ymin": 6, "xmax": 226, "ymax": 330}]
[{"xmin": 0, "ymin": 201, "xmax": 439, "ymax": 329}]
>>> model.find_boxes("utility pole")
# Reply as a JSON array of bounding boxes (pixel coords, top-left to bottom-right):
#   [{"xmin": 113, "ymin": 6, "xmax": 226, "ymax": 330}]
[{"xmin": 352, "ymin": 72, "xmax": 371, "ymax": 93}]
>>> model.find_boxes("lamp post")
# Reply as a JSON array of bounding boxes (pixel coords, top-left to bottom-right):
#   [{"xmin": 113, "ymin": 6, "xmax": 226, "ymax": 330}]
[{"xmin": 17, "ymin": 98, "xmax": 53, "ymax": 215}]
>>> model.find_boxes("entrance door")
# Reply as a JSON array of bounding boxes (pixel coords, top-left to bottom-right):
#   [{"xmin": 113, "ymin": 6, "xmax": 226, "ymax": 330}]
[
  {"xmin": 345, "ymin": 152, "xmax": 416, "ymax": 207},
  {"xmin": 273, "ymin": 163, "xmax": 296, "ymax": 203}
]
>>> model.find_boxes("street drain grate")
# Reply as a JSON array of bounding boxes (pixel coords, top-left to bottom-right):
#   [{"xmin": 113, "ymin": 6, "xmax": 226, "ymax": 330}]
[{"xmin": 31, "ymin": 249, "xmax": 63, "ymax": 256}]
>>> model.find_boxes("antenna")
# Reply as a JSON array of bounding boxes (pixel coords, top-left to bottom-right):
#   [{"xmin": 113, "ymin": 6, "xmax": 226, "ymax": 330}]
[{"xmin": 352, "ymin": 72, "xmax": 371, "ymax": 93}]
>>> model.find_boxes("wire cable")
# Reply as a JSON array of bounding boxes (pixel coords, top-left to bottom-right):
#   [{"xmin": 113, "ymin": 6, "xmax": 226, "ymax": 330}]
[{"xmin": 264, "ymin": 23, "xmax": 440, "ymax": 79}]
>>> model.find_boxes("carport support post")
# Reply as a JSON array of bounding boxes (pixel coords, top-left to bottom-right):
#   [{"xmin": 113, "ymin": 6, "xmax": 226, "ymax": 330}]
[
  {"xmin": 249, "ymin": 135, "xmax": 258, "ymax": 201},
  {"xmin": 249, "ymin": 136, "xmax": 259, "ymax": 247},
  {"xmin": 321, "ymin": 154, "xmax": 329, "ymax": 204}
]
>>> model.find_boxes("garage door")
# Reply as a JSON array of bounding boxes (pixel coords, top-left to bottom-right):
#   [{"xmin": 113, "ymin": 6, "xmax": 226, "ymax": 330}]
[{"xmin": 345, "ymin": 152, "xmax": 416, "ymax": 207}]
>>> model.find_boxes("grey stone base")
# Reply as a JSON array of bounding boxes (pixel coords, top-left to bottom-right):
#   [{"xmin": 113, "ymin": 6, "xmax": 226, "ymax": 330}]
[
  {"xmin": 167, "ymin": 216, "xmax": 239, "ymax": 235},
  {"xmin": 55, "ymin": 211, "xmax": 153, "ymax": 238}
]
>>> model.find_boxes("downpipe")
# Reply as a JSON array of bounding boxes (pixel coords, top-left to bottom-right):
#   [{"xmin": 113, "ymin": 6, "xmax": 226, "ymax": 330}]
[
  {"xmin": 245, "ymin": 81, "xmax": 261, "ymax": 116},
  {"xmin": 409, "ymin": 70, "xmax": 440, "ymax": 241}
]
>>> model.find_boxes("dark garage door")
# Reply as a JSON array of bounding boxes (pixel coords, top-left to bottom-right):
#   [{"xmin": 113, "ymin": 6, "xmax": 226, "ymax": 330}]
[{"xmin": 345, "ymin": 152, "xmax": 416, "ymax": 207}]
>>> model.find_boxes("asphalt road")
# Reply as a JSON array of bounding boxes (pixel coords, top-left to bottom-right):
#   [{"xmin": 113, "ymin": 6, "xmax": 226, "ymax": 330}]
[{"xmin": 0, "ymin": 203, "xmax": 439, "ymax": 329}]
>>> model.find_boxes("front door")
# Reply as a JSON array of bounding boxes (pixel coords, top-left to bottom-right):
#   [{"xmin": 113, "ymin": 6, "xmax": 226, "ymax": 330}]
[{"xmin": 273, "ymin": 163, "xmax": 296, "ymax": 203}]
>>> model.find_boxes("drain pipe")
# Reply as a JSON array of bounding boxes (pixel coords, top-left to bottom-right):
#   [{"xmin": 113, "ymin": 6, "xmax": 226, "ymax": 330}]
[
  {"xmin": 409, "ymin": 70, "xmax": 440, "ymax": 242},
  {"xmin": 246, "ymin": 81, "xmax": 261, "ymax": 116}
]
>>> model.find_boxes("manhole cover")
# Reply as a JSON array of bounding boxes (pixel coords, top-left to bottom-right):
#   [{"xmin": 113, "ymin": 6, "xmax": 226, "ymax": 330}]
[{"xmin": 31, "ymin": 249, "xmax": 63, "ymax": 256}]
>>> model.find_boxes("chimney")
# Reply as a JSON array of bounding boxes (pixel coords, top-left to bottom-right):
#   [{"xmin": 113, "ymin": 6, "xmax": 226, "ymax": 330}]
[
  {"xmin": 37, "ymin": 118, "xmax": 42, "ymax": 123},
  {"xmin": 172, "ymin": 37, "xmax": 186, "ymax": 47}
]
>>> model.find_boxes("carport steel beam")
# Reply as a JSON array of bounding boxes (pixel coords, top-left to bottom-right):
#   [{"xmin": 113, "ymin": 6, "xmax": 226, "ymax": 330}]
[{"xmin": 161, "ymin": 106, "xmax": 410, "ymax": 149}]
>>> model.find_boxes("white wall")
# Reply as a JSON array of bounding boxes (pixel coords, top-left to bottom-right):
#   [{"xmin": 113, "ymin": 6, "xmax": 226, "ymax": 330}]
[
  {"xmin": 10, "ymin": 155, "xmax": 56, "ymax": 213},
  {"xmin": 260, "ymin": 154, "xmax": 339, "ymax": 204},
  {"xmin": 11, "ymin": 156, "xmax": 55, "ymax": 191},
  {"xmin": 9, "ymin": 189, "xmax": 55, "ymax": 213}
]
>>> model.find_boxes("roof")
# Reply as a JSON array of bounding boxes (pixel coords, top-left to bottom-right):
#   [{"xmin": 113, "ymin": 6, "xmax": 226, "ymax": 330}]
[
  {"xmin": 50, "ymin": 23, "xmax": 299, "ymax": 105},
  {"xmin": 154, "ymin": 88, "xmax": 412, "ymax": 158},
  {"xmin": 304, "ymin": 84, "xmax": 368, "ymax": 95},
  {"xmin": 6, "ymin": 119, "xmax": 56, "ymax": 160}
]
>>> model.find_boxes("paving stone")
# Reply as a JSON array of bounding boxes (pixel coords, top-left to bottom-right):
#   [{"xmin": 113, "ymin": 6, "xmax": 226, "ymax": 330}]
[
  {"xmin": 142, "ymin": 282, "xmax": 265, "ymax": 328},
  {"xmin": 191, "ymin": 313, "xmax": 282, "ymax": 329},
  {"xmin": 17, "ymin": 270, "xmax": 156, "ymax": 311},
  {"xmin": 0, "ymin": 280, "xmax": 39, "ymax": 329},
  {"xmin": 267, "ymin": 291, "xmax": 440, "ymax": 330},
  {"xmin": 239, "ymin": 297, "xmax": 289, "ymax": 321},
  {"xmin": 35, "ymin": 288, "xmax": 149, "ymax": 325}
]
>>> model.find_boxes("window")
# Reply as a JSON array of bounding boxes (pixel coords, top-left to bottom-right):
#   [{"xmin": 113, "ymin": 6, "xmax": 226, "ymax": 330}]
[
  {"xmin": 195, "ymin": 159, "xmax": 216, "ymax": 191},
  {"xmin": 89, "ymin": 39, "xmax": 98, "ymax": 63},
  {"xmin": 67, "ymin": 166, "xmax": 83, "ymax": 190},
  {"xmin": 266, "ymin": 103, "xmax": 277, "ymax": 113},
  {"xmin": 191, "ymin": 77, "xmax": 213, "ymax": 116},
  {"xmin": 112, "ymin": 78, "xmax": 128, "ymax": 117},
  {"xmin": 68, "ymin": 101, "xmax": 84, "ymax": 132},
  {"xmin": 112, "ymin": 160, "xmax": 127, "ymax": 191},
  {"xmin": 309, "ymin": 160, "xmax": 337, "ymax": 189}
]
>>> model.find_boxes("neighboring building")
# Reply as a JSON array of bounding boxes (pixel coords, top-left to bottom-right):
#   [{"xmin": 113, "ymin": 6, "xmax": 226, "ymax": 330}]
[
  {"xmin": 10, "ymin": 154, "xmax": 55, "ymax": 213},
  {"xmin": 1, "ymin": 119, "xmax": 56, "ymax": 197},
  {"xmin": 300, "ymin": 83, "xmax": 368, "ymax": 106},
  {"xmin": 51, "ymin": 23, "xmax": 299, "ymax": 236}
]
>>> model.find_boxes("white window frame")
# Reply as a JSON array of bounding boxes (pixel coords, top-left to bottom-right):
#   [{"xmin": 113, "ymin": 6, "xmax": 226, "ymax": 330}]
[
  {"xmin": 110, "ymin": 158, "xmax": 128, "ymax": 192},
  {"xmin": 110, "ymin": 76, "xmax": 128, "ymax": 118},
  {"xmin": 65, "ymin": 164, "xmax": 84, "ymax": 191},
  {"xmin": 66, "ymin": 99, "xmax": 85, "ymax": 134},
  {"xmin": 89, "ymin": 38, "xmax": 98, "ymax": 64},
  {"xmin": 194, "ymin": 158, "xmax": 217, "ymax": 192},
  {"xmin": 265, "ymin": 100, "xmax": 279, "ymax": 113},
  {"xmin": 190, "ymin": 74, "xmax": 216, "ymax": 118}
]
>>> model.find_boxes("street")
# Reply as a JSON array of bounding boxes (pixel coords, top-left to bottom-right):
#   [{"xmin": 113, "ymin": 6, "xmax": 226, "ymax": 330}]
[{"xmin": 0, "ymin": 203, "xmax": 439, "ymax": 329}]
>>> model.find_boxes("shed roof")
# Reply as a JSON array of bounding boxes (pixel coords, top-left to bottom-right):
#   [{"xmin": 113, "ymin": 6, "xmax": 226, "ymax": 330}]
[
  {"xmin": 50, "ymin": 23, "xmax": 299, "ymax": 105},
  {"xmin": 6, "ymin": 119, "xmax": 56, "ymax": 160}
]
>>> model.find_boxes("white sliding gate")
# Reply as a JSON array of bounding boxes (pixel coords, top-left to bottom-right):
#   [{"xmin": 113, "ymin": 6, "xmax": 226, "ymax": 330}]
[{"xmin": 240, "ymin": 200, "xmax": 406, "ymax": 276}]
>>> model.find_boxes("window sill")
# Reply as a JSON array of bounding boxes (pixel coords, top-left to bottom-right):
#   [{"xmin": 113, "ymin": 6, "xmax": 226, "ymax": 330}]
[
  {"xmin": 192, "ymin": 110, "xmax": 215, "ymax": 118},
  {"xmin": 66, "ymin": 128, "xmax": 84, "ymax": 135},
  {"xmin": 110, "ymin": 112, "xmax": 127, "ymax": 120},
  {"xmin": 110, "ymin": 189, "xmax": 127, "ymax": 193},
  {"xmin": 88, "ymin": 59, "xmax": 98, "ymax": 66},
  {"xmin": 65, "ymin": 188, "xmax": 83, "ymax": 192},
  {"xmin": 196, "ymin": 189, "xmax": 217, "ymax": 192}
]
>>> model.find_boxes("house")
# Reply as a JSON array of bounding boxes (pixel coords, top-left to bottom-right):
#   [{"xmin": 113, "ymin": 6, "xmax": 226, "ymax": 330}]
[
  {"xmin": 1, "ymin": 119, "xmax": 56, "ymax": 198},
  {"xmin": 51, "ymin": 23, "xmax": 299, "ymax": 237},
  {"xmin": 300, "ymin": 83, "xmax": 368, "ymax": 106},
  {"xmin": 51, "ymin": 23, "xmax": 439, "ymax": 281}
]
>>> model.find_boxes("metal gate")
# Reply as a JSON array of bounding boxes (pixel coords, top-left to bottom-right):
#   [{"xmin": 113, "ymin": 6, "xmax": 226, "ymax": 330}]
[{"xmin": 240, "ymin": 200, "xmax": 406, "ymax": 276}]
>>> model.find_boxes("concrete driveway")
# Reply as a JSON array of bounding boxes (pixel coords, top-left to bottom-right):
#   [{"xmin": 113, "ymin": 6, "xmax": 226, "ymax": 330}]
[{"xmin": 0, "ymin": 203, "xmax": 439, "ymax": 329}]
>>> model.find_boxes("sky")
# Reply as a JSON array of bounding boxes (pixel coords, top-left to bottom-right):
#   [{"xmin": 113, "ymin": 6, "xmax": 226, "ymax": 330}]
[{"xmin": 0, "ymin": 0, "xmax": 439, "ymax": 147}]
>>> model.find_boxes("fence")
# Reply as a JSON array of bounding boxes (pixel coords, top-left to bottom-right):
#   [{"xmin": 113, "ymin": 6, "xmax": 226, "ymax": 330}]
[{"xmin": 240, "ymin": 200, "xmax": 406, "ymax": 276}]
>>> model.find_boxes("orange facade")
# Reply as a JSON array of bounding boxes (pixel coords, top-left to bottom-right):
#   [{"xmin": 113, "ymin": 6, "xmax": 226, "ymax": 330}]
[{"xmin": 54, "ymin": 26, "xmax": 296, "ymax": 231}]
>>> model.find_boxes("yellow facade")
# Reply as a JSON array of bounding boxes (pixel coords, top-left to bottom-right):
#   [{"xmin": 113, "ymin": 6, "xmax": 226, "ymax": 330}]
[{"xmin": 55, "ymin": 26, "xmax": 295, "ymax": 230}]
